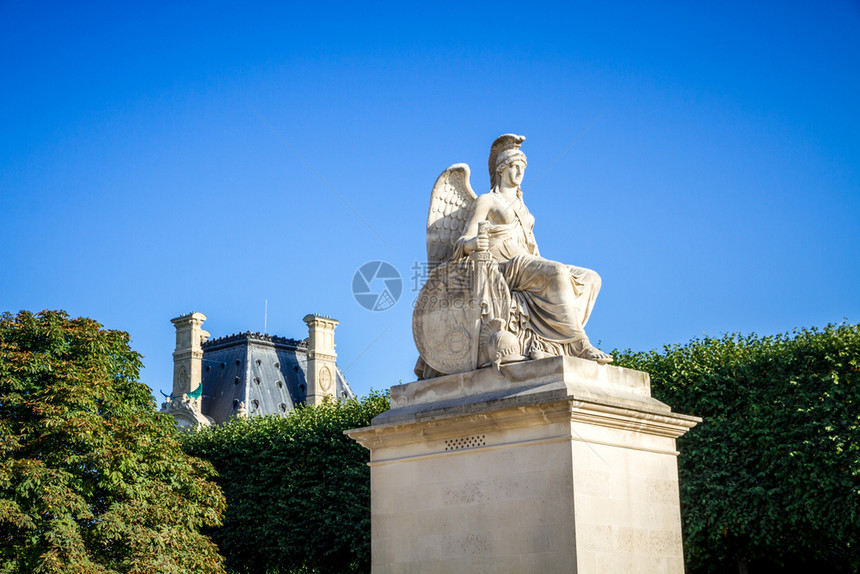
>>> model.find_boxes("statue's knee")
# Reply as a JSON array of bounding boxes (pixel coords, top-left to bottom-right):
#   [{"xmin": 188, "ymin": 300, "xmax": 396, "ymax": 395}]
[
  {"xmin": 588, "ymin": 270, "xmax": 602, "ymax": 291},
  {"xmin": 550, "ymin": 262, "xmax": 568, "ymax": 277},
  {"xmin": 550, "ymin": 263, "xmax": 571, "ymax": 286}
]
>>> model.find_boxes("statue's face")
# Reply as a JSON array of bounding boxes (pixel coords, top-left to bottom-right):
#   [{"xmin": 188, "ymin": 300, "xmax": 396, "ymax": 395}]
[{"xmin": 501, "ymin": 160, "xmax": 526, "ymax": 188}]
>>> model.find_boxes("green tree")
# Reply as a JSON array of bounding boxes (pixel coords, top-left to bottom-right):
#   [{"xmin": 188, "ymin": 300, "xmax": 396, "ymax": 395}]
[
  {"xmin": 614, "ymin": 323, "xmax": 860, "ymax": 574},
  {"xmin": 0, "ymin": 310, "xmax": 226, "ymax": 573},
  {"xmin": 180, "ymin": 391, "xmax": 390, "ymax": 574}
]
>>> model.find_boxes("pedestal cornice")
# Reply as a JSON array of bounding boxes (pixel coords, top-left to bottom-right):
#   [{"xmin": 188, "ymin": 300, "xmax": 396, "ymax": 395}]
[{"xmin": 352, "ymin": 356, "xmax": 698, "ymax": 433}]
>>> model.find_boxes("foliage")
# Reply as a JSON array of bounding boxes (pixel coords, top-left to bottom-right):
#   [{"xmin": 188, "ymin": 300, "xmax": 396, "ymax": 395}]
[
  {"xmin": 0, "ymin": 310, "xmax": 226, "ymax": 574},
  {"xmin": 613, "ymin": 323, "xmax": 860, "ymax": 573},
  {"xmin": 180, "ymin": 391, "xmax": 390, "ymax": 574}
]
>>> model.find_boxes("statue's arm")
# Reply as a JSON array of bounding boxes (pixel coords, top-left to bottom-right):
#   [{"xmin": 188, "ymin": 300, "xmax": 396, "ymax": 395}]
[
  {"xmin": 528, "ymin": 216, "xmax": 541, "ymax": 256},
  {"xmin": 460, "ymin": 194, "xmax": 493, "ymax": 254}
]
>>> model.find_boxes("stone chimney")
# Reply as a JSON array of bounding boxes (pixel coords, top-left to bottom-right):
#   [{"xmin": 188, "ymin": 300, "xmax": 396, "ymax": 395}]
[
  {"xmin": 303, "ymin": 314, "xmax": 339, "ymax": 406},
  {"xmin": 170, "ymin": 312, "xmax": 210, "ymax": 399},
  {"xmin": 162, "ymin": 312, "xmax": 211, "ymax": 429}
]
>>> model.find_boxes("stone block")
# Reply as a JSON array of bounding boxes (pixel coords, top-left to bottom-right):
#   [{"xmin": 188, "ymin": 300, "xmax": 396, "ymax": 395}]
[{"xmin": 347, "ymin": 356, "xmax": 699, "ymax": 573}]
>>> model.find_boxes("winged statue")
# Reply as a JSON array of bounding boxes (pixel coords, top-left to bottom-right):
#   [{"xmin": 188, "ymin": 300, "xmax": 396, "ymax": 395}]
[
  {"xmin": 413, "ymin": 134, "xmax": 612, "ymax": 380},
  {"xmin": 426, "ymin": 163, "xmax": 476, "ymax": 269}
]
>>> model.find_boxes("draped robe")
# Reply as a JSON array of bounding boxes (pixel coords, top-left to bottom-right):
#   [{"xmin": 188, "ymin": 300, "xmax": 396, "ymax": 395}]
[{"xmin": 483, "ymin": 192, "xmax": 601, "ymax": 352}]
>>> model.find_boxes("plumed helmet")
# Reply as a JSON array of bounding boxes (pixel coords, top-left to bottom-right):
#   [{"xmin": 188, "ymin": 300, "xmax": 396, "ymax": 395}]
[
  {"xmin": 489, "ymin": 328, "xmax": 521, "ymax": 361},
  {"xmin": 488, "ymin": 134, "xmax": 527, "ymax": 189}
]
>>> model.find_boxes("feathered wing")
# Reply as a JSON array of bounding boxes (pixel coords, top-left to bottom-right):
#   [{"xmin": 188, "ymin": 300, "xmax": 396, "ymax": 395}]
[{"xmin": 426, "ymin": 163, "xmax": 477, "ymax": 268}]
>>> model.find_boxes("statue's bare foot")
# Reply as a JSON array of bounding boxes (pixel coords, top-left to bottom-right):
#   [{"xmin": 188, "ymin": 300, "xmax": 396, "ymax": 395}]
[{"xmin": 579, "ymin": 343, "xmax": 613, "ymax": 365}]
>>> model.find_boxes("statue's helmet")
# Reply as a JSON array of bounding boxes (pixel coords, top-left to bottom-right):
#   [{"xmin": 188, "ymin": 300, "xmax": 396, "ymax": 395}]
[
  {"xmin": 489, "ymin": 328, "xmax": 522, "ymax": 362},
  {"xmin": 488, "ymin": 134, "xmax": 527, "ymax": 188}
]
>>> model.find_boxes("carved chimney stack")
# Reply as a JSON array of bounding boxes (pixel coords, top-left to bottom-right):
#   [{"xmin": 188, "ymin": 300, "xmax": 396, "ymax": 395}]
[
  {"xmin": 303, "ymin": 314, "xmax": 339, "ymax": 406},
  {"xmin": 170, "ymin": 312, "xmax": 210, "ymax": 400}
]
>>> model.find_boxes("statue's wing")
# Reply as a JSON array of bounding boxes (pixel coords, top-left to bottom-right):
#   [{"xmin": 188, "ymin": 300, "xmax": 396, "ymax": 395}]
[{"xmin": 427, "ymin": 163, "xmax": 477, "ymax": 268}]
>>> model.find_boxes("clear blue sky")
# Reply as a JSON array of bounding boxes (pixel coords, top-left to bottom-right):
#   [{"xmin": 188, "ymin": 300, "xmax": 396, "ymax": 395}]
[{"xmin": 2, "ymin": 0, "xmax": 858, "ymax": 401}]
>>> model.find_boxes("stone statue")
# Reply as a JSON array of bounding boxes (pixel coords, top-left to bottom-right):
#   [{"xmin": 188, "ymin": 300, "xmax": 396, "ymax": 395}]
[{"xmin": 413, "ymin": 134, "xmax": 612, "ymax": 379}]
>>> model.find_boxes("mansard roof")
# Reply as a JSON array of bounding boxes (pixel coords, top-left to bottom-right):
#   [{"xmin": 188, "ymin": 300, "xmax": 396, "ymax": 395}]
[
  {"xmin": 202, "ymin": 331, "xmax": 308, "ymax": 352},
  {"xmin": 200, "ymin": 331, "xmax": 353, "ymax": 425}
]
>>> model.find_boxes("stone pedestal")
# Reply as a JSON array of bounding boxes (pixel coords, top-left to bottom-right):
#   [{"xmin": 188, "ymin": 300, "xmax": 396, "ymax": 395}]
[{"xmin": 346, "ymin": 356, "xmax": 700, "ymax": 574}]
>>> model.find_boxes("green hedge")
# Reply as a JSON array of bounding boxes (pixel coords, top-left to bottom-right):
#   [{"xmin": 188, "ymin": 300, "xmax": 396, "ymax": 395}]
[
  {"xmin": 180, "ymin": 391, "xmax": 390, "ymax": 574},
  {"xmin": 613, "ymin": 323, "xmax": 860, "ymax": 573}
]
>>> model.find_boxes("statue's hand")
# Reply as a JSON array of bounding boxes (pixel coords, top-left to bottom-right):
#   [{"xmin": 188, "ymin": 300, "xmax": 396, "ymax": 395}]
[
  {"xmin": 476, "ymin": 221, "xmax": 490, "ymax": 252},
  {"xmin": 464, "ymin": 234, "xmax": 489, "ymax": 253}
]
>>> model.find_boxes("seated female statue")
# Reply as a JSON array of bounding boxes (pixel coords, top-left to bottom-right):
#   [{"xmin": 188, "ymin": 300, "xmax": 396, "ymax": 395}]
[{"xmin": 456, "ymin": 134, "xmax": 612, "ymax": 364}]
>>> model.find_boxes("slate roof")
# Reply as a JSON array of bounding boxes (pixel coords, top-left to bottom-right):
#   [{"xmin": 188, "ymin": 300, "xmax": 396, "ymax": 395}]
[{"xmin": 200, "ymin": 331, "xmax": 353, "ymax": 424}]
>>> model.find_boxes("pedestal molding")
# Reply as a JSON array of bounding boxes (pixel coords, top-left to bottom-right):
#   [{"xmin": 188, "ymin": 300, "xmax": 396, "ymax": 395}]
[{"xmin": 348, "ymin": 398, "xmax": 699, "ymax": 451}]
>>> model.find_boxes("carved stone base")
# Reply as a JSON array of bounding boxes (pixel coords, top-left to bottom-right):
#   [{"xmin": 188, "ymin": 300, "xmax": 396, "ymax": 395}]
[
  {"xmin": 346, "ymin": 357, "xmax": 700, "ymax": 574},
  {"xmin": 160, "ymin": 396, "xmax": 212, "ymax": 429}
]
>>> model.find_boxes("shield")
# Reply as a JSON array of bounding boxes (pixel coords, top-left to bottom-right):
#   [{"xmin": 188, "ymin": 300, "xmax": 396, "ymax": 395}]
[{"xmin": 413, "ymin": 252, "xmax": 502, "ymax": 375}]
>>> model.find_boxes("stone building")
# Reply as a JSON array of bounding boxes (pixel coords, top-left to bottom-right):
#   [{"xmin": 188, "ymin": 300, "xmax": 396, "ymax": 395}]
[{"xmin": 161, "ymin": 312, "xmax": 354, "ymax": 428}]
